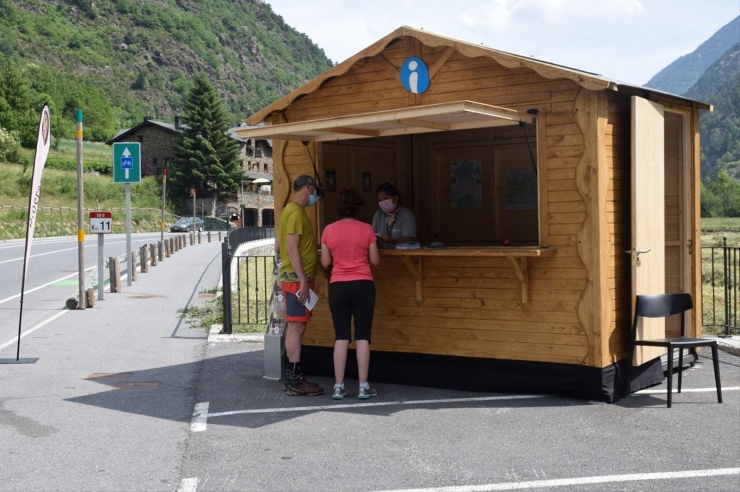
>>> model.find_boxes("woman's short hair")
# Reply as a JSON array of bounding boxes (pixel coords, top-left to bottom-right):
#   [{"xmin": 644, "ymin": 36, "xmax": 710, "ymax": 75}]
[
  {"xmin": 335, "ymin": 187, "xmax": 364, "ymax": 219},
  {"xmin": 376, "ymin": 182, "xmax": 399, "ymax": 198}
]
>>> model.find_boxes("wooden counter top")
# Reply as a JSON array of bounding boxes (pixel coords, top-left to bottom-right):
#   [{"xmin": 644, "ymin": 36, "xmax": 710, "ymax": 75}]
[
  {"xmin": 379, "ymin": 246, "xmax": 557, "ymax": 258},
  {"xmin": 379, "ymin": 246, "xmax": 558, "ymax": 306}
]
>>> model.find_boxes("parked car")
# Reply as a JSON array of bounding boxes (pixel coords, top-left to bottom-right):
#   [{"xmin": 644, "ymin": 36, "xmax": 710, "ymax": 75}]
[{"xmin": 170, "ymin": 217, "xmax": 204, "ymax": 232}]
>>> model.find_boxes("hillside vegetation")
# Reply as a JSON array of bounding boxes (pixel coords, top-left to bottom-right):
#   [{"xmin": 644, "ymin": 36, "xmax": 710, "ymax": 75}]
[
  {"xmin": 0, "ymin": 140, "xmax": 170, "ymax": 240},
  {"xmin": 0, "ymin": 0, "xmax": 334, "ymax": 136}
]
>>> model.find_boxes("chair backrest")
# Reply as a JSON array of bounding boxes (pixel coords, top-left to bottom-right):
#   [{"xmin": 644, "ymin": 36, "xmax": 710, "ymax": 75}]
[{"xmin": 632, "ymin": 293, "xmax": 693, "ymax": 339}]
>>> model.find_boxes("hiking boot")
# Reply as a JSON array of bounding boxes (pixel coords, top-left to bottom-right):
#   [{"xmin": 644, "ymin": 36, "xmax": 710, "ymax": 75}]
[
  {"xmin": 332, "ymin": 386, "xmax": 347, "ymax": 400},
  {"xmin": 285, "ymin": 375, "xmax": 324, "ymax": 396},
  {"xmin": 357, "ymin": 385, "xmax": 377, "ymax": 399}
]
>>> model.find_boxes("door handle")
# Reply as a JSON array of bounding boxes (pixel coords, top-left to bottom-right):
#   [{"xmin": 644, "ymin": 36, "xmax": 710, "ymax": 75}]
[{"xmin": 625, "ymin": 247, "xmax": 652, "ymax": 264}]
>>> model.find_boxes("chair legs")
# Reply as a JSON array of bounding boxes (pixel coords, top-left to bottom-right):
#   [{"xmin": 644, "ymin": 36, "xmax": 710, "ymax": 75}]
[
  {"xmin": 677, "ymin": 347, "xmax": 684, "ymax": 394},
  {"xmin": 711, "ymin": 343, "xmax": 723, "ymax": 404},
  {"xmin": 666, "ymin": 346, "xmax": 674, "ymax": 408}
]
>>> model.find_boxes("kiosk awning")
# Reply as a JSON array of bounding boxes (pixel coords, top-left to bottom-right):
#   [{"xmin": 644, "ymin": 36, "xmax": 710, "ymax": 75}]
[{"xmin": 234, "ymin": 101, "xmax": 533, "ymax": 142}]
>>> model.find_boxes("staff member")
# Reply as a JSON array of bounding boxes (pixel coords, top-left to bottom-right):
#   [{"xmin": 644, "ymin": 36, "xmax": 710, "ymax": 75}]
[
  {"xmin": 371, "ymin": 183, "xmax": 416, "ymax": 247},
  {"xmin": 278, "ymin": 174, "xmax": 324, "ymax": 396}
]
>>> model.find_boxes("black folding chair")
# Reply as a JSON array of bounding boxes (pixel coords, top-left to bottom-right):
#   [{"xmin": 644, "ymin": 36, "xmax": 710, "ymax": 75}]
[{"xmin": 625, "ymin": 293, "xmax": 723, "ymax": 408}]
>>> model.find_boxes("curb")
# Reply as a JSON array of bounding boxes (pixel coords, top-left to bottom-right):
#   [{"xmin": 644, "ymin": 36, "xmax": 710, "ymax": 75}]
[
  {"xmin": 207, "ymin": 324, "xmax": 264, "ymax": 343},
  {"xmin": 704, "ymin": 335, "xmax": 740, "ymax": 357}
]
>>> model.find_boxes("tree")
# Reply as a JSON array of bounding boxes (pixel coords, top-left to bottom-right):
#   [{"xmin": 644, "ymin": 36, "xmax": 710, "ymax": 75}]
[
  {"xmin": 170, "ymin": 73, "xmax": 241, "ymax": 202},
  {"xmin": 0, "ymin": 60, "xmax": 37, "ymax": 147}
]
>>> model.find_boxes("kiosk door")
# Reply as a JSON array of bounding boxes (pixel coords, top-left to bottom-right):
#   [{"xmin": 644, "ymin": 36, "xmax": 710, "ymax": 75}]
[{"xmin": 630, "ymin": 96, "xmax": 666, "ymax": 365}]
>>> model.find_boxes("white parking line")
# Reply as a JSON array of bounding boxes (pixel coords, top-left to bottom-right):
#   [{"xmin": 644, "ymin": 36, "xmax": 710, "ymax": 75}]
[
  {"xmin": 207, "ymin": 394, "xmax": 549, "ymax": 418},
  {"xmin": 177, "ymin": 477, "xmax": 198, "ymax": 492},
  {"xmin": 191, "ymin": 402, "xmax": 209, "ymax": 432},
  {"xmin": 635, "ymin": 386, "xmax": 739, "ymax": 394},
  {"xmin": 374, "ymin": 467, "xmax": 740, "ymax": 491}
]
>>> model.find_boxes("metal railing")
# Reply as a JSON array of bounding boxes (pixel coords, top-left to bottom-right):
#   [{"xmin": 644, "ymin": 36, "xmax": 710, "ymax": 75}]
[
  {"xmin": 702, "ymin": 237, "xmax": 739, "ymax": 336},
  {"xmin": 221, "ymin": 226, "xmax": 275, "ymax": 333},
  {"xmin": 233, "ymin": 255, "xmax": 275, "ymax": 327}
]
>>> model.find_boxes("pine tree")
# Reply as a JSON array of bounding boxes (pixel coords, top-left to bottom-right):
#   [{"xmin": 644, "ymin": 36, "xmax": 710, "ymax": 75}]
[{"xmin": 170, "ymin": 73, "xmax": 241, "ymax": 202}]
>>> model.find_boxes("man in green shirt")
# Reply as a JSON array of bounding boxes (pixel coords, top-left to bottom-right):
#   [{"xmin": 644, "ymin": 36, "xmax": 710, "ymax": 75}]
[{"xmin": 278, "ymin": 174, "xmax": 324, "ymax": 396}]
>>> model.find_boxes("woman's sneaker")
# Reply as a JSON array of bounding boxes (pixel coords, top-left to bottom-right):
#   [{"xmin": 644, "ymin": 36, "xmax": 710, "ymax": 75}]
[
  {"xmin": 357, "ymin": 385, "xmax": 377, "ymax": 399},
  {"xmin": 332, "ymin": 386, "xmax": 347, "ymax": 400}
]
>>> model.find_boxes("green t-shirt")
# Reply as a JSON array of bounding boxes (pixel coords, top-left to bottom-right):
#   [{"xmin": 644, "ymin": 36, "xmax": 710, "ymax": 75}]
[{"xmin": 279, "ymin": 201, "xmax": 318, "ymax": 281}]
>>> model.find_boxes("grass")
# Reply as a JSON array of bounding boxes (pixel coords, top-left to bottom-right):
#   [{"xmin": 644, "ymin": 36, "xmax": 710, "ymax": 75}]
[
  {"xmin": 0, "ymin": 160, "xmax": 176, "ymax": 240},
  {"xmin": 232, "ymin": 255, "xmax": 276, "ymax": 333}
]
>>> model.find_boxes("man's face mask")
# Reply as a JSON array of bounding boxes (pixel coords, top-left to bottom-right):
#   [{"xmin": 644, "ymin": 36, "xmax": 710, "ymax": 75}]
[{"xmin": 308, "ymin": 188, "xmax": 319, "ymax": 206}]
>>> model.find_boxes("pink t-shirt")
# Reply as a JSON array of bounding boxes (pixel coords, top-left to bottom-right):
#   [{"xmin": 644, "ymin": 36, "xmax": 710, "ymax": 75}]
[{"xmin": 321, "ymin": 220, "xmax": 376, "ymax": 283}]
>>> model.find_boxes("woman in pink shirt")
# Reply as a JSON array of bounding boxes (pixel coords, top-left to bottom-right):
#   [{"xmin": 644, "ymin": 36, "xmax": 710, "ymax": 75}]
[{"xmin": 321, "ymin": 187, "xmax": 380, "ymax": 400}]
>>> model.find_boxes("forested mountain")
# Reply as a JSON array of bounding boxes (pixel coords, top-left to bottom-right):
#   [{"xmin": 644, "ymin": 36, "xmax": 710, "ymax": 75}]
[
  {"xmin": 0, "ymin": 0, "xmax": 333, "ymax": 139},
  {"xmin": 685, "ymin": 42, "xmax": 740, "ymax": 182},
  {"xmin": 645, "ymin": 16, "xmax": 739, "ymax": 94}
]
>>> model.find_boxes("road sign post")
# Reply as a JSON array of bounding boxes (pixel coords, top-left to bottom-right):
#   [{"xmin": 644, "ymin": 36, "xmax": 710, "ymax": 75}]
[
  {"xmin": 90, "ymin": 211, "xmax": 112, "ymax": 301},
  {"xmin": 112, "ymin": 143, "xmax": 140, "ymax": 287}
]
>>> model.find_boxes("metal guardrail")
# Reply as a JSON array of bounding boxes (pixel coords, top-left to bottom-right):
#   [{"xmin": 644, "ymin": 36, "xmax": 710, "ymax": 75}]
[{"xmin": 702, "ymin": 237, "xmax": 739, "ymax": 336}]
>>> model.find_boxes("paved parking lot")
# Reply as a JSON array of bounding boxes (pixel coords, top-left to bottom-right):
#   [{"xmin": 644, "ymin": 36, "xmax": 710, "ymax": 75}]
[{"xmin": 179, "ymin": 340, "xmax": 739, "ymax": 492}]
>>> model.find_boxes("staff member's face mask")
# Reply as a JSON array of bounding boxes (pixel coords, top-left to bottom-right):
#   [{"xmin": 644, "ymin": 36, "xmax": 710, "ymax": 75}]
[{"xmin": 379, "ymin": 198, "xmax": 395, "ymax": 213}]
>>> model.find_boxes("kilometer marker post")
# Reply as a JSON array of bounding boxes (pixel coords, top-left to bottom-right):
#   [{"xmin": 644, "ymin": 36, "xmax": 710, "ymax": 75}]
[{"xmin": 76, "ymin": 110, "xmax": 86, "ymax": 310}]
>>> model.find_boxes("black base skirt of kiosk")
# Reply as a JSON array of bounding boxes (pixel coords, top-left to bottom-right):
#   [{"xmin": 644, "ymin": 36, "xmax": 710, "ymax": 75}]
[{"xmin": 298, "ymin": 347, "xmax": 664, "ymax": 403}]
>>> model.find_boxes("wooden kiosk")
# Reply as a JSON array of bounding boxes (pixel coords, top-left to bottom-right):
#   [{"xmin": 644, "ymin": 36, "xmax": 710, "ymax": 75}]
[{"xmin": 236, "ymin": 27, "xmax": 710, "ymax": 402}]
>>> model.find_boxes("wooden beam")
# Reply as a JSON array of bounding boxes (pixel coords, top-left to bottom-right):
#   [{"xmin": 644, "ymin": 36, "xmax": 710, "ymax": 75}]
[
  {"xmin": 428, "ymin": 46, "xmax": 455, "ymax": 80},
  {"xmin": 376, "ymin": 54, "xmax": 401, "ymax": 81},
  {"xmin": 401, "ymin": 256, "xmax": 423, "ymax": 305},
  {"xmin": 324, "ymin": 126, "xmax": 380, "ymax": 137},
  {"xmin": 396, "ymin": 118, "xmax": 451, "ymax": 130}
]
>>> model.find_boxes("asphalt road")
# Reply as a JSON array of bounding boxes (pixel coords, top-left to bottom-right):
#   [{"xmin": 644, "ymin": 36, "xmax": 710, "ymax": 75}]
[{"xmin": 0, "ymin": 232, "xmax": 179, "ymax": 355}]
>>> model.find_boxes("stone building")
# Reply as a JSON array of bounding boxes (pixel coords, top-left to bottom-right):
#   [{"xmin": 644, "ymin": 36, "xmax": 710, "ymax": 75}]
[{"xmin": 107, "ymin": 119, "xmax": 275, "ymax": 226}]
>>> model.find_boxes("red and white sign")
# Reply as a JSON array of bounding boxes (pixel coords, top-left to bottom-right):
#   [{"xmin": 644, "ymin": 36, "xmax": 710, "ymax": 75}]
[{"xmin": 90, "ymin": 211, "xmax": 113, "ymax": 234}]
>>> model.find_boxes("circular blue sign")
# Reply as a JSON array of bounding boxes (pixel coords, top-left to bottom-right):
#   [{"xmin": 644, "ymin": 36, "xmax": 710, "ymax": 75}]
[{"xmin": 400, "ymin": 57, "xmax": 430, "ymax": 94}]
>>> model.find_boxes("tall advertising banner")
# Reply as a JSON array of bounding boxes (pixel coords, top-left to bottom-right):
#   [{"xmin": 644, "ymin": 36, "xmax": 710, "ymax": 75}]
[
  {"xmin": 3, "ymin": 104, "xmax": 51, "ymax": 363},
  {"xmin": 23, "ymin": 104, "xmax": 52, "ymax": 283}
]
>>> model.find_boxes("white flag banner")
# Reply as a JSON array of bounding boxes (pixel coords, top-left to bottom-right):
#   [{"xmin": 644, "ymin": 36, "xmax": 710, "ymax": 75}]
[{"xmin": 22, "ymin": 104, "xmax": 51, "ymax": 283}]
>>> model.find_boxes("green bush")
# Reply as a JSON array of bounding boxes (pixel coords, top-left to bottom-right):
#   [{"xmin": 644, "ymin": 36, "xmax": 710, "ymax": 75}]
[{"xmin": 0, "ymin": 126, "xmax": 22, "ymax": 163}]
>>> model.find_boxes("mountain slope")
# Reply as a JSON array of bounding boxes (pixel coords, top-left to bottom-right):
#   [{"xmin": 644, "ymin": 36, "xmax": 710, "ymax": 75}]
[
  {"xmin": 685, "ymin": 42, "xmax": 740, "ymax": 181},
  {"xmin": 644, "ymin": 15, "xmax": 739, "ymax": 95},
  {"xmin": 0, "ymin": 0, "xmax": 334, "ymax": 129}
]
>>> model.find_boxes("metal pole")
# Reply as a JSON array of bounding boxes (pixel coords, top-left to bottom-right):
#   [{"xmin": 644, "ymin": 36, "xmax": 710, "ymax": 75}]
[
  {"xmin": 161, "ymin": 168, "xmax": 166, "ymax": 244},
  {"xmin": 193, "ymin": 188, "xmax": 196, "ymax": 227},
  {"xmin": 126, "ymin": 183, "xmax": 132, "ymax": 286},
  {"xmin": 98, "ymin": 233, "xmax": 104, "ymax": 301},
  {"xmin": 76, "ymin": 110, "xmax": 86, "ymax": 310}
]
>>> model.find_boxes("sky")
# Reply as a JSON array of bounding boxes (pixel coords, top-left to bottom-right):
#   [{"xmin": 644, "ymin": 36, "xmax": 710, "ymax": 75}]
[{"xmin": 265, "ymin": 0, "xmax": 739, "ymax": 86}]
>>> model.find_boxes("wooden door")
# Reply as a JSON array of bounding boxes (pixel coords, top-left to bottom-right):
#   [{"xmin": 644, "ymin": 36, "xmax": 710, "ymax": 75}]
[
  {"xmin": 351, "ymin": 147, "xmax": 396, "ymax": 224},
  {"xmin": 631, "ymin": 96, "xmax": 666, "ymax": 365}
]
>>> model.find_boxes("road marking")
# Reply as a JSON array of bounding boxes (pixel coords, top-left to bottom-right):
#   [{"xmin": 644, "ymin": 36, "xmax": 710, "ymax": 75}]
[
  {"xmin": 0, "ymin": 309, "xmax": 69, "ymax": 352},
  {"xmin": 0, "ymin": 267, "xmax": 96, "ymax": 306},
  {"xmin": 635, "ymin": 386, "xmax": 739, "ymax": 394},
  {"xmin": 191, "ymin": 402, "xmax": 209, "ymax": 432},
  {"xmin": 177, "ymin": 477, "xmax": 198, "ymax": 492},
  {"xmin": 207, "ymin": 394, "xmax": 549, "ymax": 418},
  {"xmin": 0, "ymin": 237, "xmax": 162, "ymax": 264},
  {"xmin": 374, "ymin": 467, "xmax": 740, "ymax": 491}
]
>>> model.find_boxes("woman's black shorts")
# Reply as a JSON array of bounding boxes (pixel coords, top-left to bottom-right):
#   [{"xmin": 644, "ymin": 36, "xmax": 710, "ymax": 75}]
[{"xmin": 328, "ymin": 280, "xmax": 375, "ymax": 342}]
